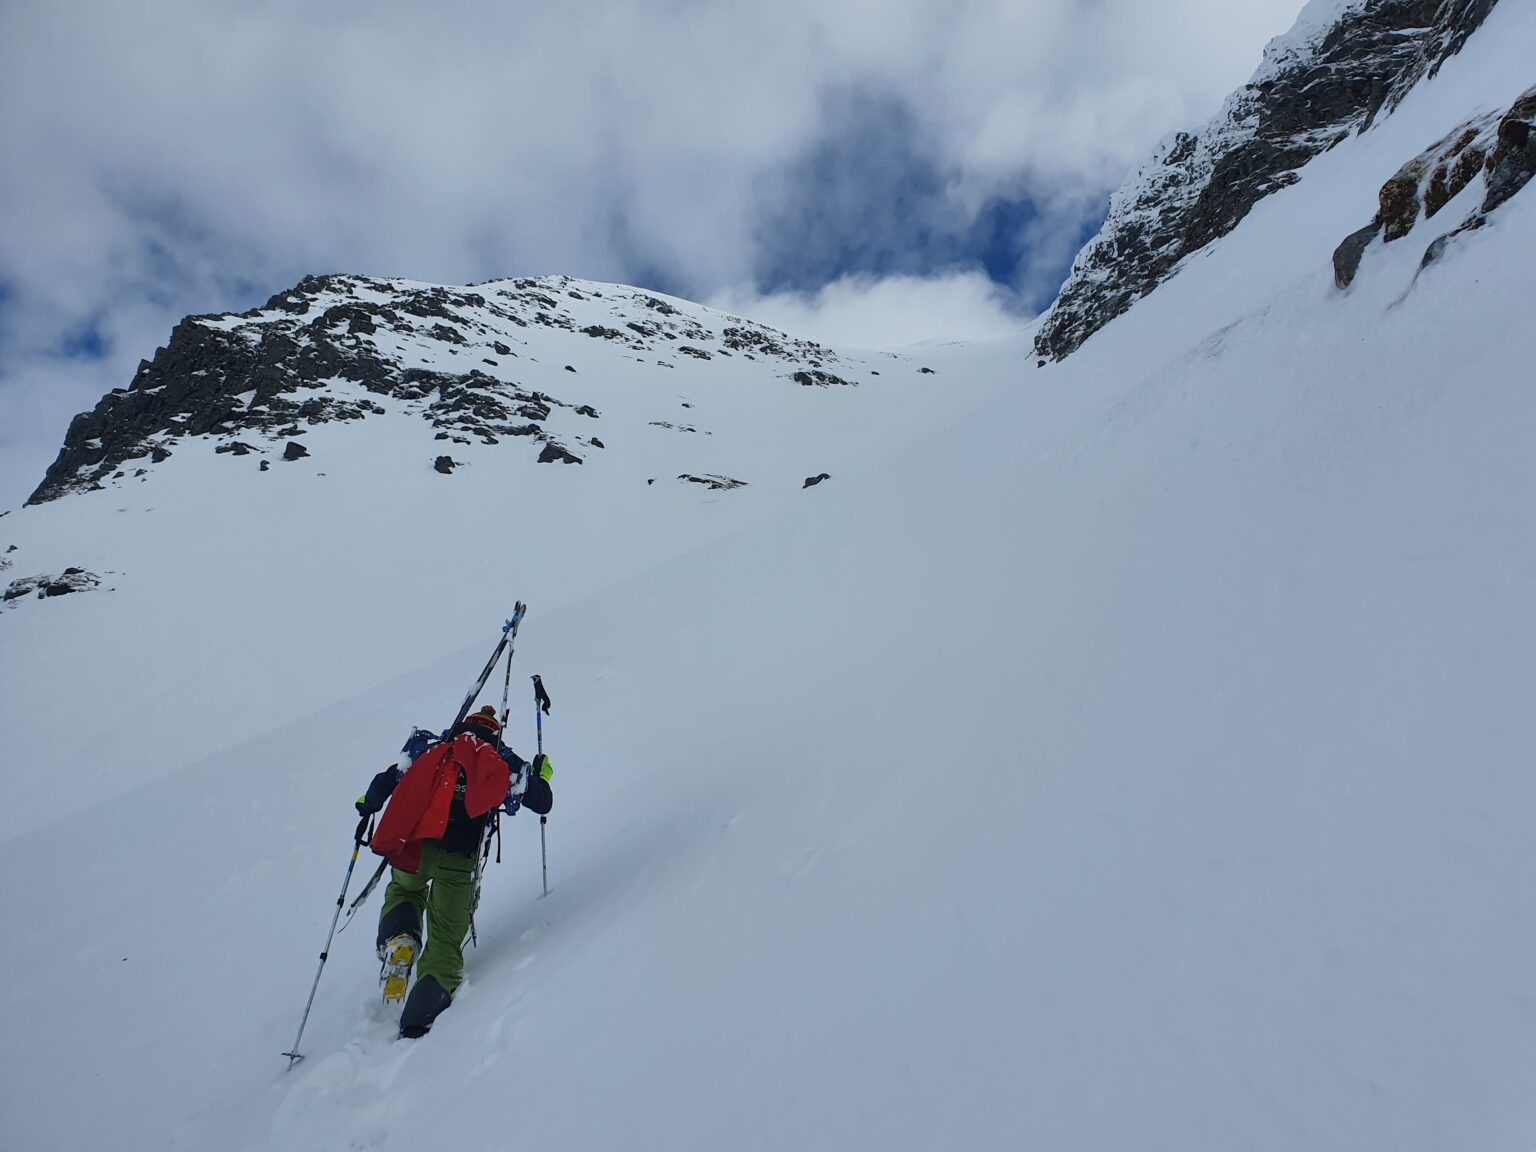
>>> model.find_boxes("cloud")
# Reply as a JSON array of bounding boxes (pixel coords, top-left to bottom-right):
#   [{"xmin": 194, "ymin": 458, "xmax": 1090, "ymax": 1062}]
[
  {"xmin": 709, "ymin": 271, "xmax": 1025, "ymax": 350},
  {"xmin": 0, "ymin": 0, "xmax": 1306, "ymax": 507}
]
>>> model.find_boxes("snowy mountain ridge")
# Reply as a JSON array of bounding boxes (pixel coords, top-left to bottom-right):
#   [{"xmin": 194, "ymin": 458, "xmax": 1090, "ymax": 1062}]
[
  {"xmin": 27, "ymin": 271, "xmax": 905, "ymax": 507},
  {"xmin": 1034, "ymin": 0, "xmax": 1503, "ymax": 360}
]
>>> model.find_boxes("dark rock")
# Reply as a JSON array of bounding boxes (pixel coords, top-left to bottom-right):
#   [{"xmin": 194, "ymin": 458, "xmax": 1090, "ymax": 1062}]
[
  {"xmin": 793, "ymin": 369, "xmax": 855, "ymax": 388},
  {"xmin": 63, "ymin": 566, "xmax": 84, "ymax": 575},
  {"xmin": 803, "ymin": 473, "xmax": 832, "ymax": 489},
  {"xmin": 215, "ymin": 441, "xmax": 256, "ymax": 456},
  {"xmin": 319, "ymin": 303, "xmax": 378, "ymax": 335},
  {"xmin": 282, "ymin": 441, "xmax": 309, "ymax": 461},
  {"xmin": 1333, "ymin": 220, "xmax": 1383, "ymax": 289},
  {"xmin": 435, "ymin": 431, "xmax": 449, "ymax": 440},
  {"xmin": 483, "ymin": 359, "xmax": 498, "ymax": 366},
  {"xmin": 151, "ymin": 446, "xmax": 172, "ymax": 463},
  {"xmin": 493, "ymin": 341, "xmax": 512, "ymax": 356},
  {"xmin": 1036, "ymin": 360, "xmax": 1046, "ymax": 368},
  {"xmin": 434, "ymin": 455, "xmax": 457, "ymax": 474},
  {"xmin": 581, "ymin": 326, "xmax": 623, "ymax": 340},
  {"xmin": 1484, "ymin": 86, "xmax": 1536, "ymax": 213},
  {"xmin": 1421, "ymin": 214, "xmax": 1486, "ymax": 269},
  {"xmin": 259, "ymin": 461, "xmax": 271, "ymax": 472},
  {"xmin": 590, "ymin": 438, "xmax": 604, "ymax": 448},
  {"xmin": 538, "ymin": 442, "xmax": 583, "ymax": 465},
  {"xmin": 918, "ymin": 367, "xmax": 935, "ymax": 375},
  {"xmin": 574, "ymin": 405, "xmax": 600, "ymax": 418},
  {"xmin": 678, "ymin": 346, "xmax": 712, "ymax": 360}
]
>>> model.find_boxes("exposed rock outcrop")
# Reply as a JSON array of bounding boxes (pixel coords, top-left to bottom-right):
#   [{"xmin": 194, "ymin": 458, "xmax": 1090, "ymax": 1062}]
[
  {"xmin": 4, "ymin": 568, "xmax": 102, "ymax": 604},
  {"xmin": 1036, "ymin": 0, "xmax": 1499, "ymax": 360},
  {"xmin": 1333, "ymin": 82, "xmax": 1536, "ymax": 287}
]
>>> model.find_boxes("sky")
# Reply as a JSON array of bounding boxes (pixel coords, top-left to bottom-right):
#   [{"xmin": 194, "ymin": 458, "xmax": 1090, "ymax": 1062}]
[{"xmin": 0, "ymin": 0, "xmax": 1305, "ymax": 510}]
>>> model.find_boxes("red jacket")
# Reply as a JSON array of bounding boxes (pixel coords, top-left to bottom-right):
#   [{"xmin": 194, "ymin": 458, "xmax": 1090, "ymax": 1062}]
[{"xmin": 370, "ymin": 733, "xmax": 511, "ymax": 872}]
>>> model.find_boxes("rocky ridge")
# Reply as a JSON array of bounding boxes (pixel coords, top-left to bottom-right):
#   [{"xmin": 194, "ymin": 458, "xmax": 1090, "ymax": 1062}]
[
  {"xmin": 1035, "ymin": 0, "xmax": 1499, "ymax": 361},
  {"xmin": 28, "ymin": 274, "xmax": 862, "ymax": 505}
]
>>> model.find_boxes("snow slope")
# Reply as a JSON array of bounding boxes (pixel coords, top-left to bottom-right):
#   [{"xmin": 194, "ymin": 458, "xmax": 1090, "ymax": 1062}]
[
  {"xmin": 0, "ymin": 283, "xmax": 956, "ymax": 842},
  {"xmin": 3, "ymin": 3, "xmax": 1536, "ymax": 1150}
]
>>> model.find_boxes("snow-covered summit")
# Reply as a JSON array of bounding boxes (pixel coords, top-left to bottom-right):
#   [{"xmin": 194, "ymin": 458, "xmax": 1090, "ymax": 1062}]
[{"xmin": 27, "ymin": 272, "xmax": 884, "ymax": 506}]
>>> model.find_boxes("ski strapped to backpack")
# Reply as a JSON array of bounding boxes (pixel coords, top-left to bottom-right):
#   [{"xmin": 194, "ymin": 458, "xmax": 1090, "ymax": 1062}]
[
  {"xmin": 469, "ymin": 622, "xmax": 522, "ymax": 945},
  {"xmin": 339, "ymin": 605, "xmax": 527, "ymax": 933}
]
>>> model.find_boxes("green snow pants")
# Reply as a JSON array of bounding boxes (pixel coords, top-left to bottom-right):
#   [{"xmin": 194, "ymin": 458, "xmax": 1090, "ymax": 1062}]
[{"xmin": 378, "ymin": 843, "xmax": 476, "ymax": 994}]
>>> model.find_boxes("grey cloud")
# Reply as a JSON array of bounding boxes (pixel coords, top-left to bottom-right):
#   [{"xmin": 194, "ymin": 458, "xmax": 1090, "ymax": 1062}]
[{"xmin": 0, "ymin": 0, "xmax": 1304, "ymax": 507}]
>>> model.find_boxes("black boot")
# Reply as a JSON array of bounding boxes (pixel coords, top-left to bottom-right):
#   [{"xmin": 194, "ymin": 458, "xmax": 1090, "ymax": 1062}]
[
  {"xmin": 376, "ymin": 902, "xmax": 423, "ymax": 953},
  {"xmin": 399, "ymin": 975, "xmax": 453, "ymax": 1038}
]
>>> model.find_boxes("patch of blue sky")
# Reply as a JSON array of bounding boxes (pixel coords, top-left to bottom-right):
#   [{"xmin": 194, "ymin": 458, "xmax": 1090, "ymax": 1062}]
[{"xmin": 750, "ymin": 89, "xmax": 1104, "ymax": 311}]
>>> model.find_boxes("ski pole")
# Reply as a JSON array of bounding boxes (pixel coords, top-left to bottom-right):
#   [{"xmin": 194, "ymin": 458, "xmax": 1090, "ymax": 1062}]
[
  {"xmin": 533, "ymin": 675, "xmax": 551, "ymax": 896},
  {"xmin": 285, "ymin": 815, "xmax": 372, "ymax": 1069}
]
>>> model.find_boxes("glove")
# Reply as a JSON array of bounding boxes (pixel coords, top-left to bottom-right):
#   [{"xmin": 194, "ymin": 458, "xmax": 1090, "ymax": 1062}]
[
  {"xmin": 530, "ymin": 754, "xmax": 553, "ymax": 782},
  {"xmin": 355, "ymin": 794, "xmax": 376, "ymax": 817}
]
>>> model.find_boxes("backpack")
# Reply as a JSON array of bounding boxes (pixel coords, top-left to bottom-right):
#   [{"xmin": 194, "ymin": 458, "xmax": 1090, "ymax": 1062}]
[{"xmin": 371, "ymin": 732, "xmax": 512, "ymax": 872}]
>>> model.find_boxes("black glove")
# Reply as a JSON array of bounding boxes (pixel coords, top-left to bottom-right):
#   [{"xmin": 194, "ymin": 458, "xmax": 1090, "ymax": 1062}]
[{"xmin": 355, "ymin": 794, "xmax": 376, "ymax": 817}]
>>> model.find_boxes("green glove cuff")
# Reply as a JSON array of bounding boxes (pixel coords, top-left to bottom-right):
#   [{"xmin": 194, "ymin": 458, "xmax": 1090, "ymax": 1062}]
[{"xmin": 533, "ymin": 754, "xmax": 553, "ymax": 782}]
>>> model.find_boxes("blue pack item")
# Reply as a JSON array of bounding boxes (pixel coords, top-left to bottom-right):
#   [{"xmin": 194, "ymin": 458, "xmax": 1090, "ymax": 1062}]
[{"xmin": 401, "ymin": 727, "xmax": 444, "ymax": 762}]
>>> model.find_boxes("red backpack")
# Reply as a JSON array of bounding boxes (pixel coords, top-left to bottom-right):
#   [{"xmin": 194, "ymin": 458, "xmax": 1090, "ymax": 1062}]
[{"xmin": 370, "ymin": 733, "xmax": 511, "ymax": 872}]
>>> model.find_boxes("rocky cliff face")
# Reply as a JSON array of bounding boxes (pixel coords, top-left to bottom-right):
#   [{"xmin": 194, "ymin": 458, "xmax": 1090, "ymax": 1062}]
[
  {"xmin": 27, "ymin": 274, "xmax": 853, "ymax": 505},
  {"xmin": 1034, "ymin": 0, "xmax": 1499, "ymax": 362}
]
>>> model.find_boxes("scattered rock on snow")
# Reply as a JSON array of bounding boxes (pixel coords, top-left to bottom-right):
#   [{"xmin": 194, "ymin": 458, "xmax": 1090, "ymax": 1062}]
[
  {"xmin": 282, "ymin": 441, "xmax": 310, "ymax": 461},
  {"xmin": 793, "ymin": 369, "xmax": 854, "ymax": 388},
  {"xmin": 678, "ymin": 473, "xmax": 746, "ymax": 491},
  {"xmin": 434, "ymin": 455, "xmax": 458, "ymax": 474},
  {"xmin": 538, "ymin": 442, "xmax": 583, "ymax": 465},
  {"xmin": 803, "ymin": 473, "xmax": 832, "ymax": 489}
]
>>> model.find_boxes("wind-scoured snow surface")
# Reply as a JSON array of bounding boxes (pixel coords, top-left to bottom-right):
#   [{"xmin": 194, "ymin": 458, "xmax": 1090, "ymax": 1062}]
[{"xmin": 4, "ymin": 5, "xmax": 1536, "ymax": 1148}]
